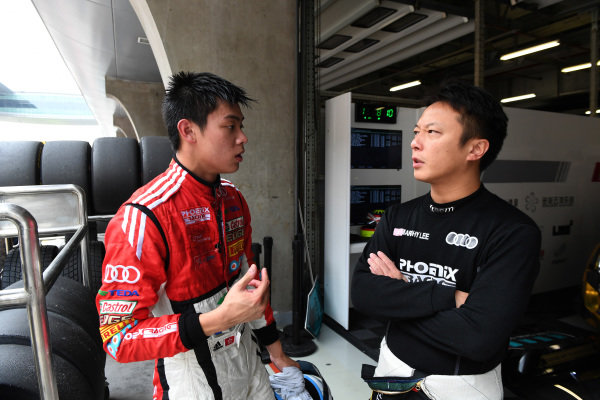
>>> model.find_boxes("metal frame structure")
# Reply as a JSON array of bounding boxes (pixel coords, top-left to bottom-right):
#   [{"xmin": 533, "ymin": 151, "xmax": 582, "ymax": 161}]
[{"xmin": 0, "ymin": 184, "xmax": 90, "ymax": 400}]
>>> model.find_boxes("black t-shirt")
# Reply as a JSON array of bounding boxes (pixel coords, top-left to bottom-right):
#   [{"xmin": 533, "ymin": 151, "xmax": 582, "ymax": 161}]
[{"xmin": 351, "ymin": 185, "xmax": 541, "ymax": 375}]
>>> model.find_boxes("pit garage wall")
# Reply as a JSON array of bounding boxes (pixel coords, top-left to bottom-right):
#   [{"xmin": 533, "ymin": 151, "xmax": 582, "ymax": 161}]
[{"xmin": 483, "ymin": 107, "xmax": 600, "ymax": 294}]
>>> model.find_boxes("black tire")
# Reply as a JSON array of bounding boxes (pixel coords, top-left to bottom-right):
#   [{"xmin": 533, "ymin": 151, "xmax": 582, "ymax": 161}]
[
  {"xmin": 0, "ymin": 141, "xmax": 43, "ymax": 186},
  {"xmin": 40, "ymin": 140, "xmax": 92, "ymax": 211},
  {"xmin": 0, "ymin": 343, "xmax": 97, "ymax": 400},
  {"xmin": 0, "ymin": 245, "xmax": 58, "ymax": 289},
  {"xmin": 60, "ymin": 240, "xmax": 105, "ymax": 293},
  {"xmin": 0, "ymin": 308, "xmax": 106, "ymax": 400},
  {"xmin": 91, "ymin": 137, "xmax": 141, "ymax": 215},
  {"xmin": 5, "ymin": 276, "xmax": 102, "ymax": 351},
  {"xmin": 140, "ymin": 136, "xmax": 172, "ymax": 184}
]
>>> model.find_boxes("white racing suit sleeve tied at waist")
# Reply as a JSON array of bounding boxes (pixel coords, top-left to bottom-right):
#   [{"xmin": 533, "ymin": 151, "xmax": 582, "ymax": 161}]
[{"xmin": 375, "ymin": 337, "xmax": 503, "ymax": 400}]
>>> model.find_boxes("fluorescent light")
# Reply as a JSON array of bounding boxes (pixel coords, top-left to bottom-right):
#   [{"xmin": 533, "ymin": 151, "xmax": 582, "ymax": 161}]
[
  {"xmin": 500, "ymin": 93, "xmax": 536, "ymax": 103},
  {"xmin": 585, "ymin": 109, "xmax": 600, "ymax": 115},
  {"xmin": 390, "ymin": 80, "xmax": 421, "ymax": 92},
  {"xmin": 562, "ymin": 60, "xmax": 600, "ymax": 73},
  {"xmin": 500, "ymin": 40, "xmax": 560, "ymax": 61}
]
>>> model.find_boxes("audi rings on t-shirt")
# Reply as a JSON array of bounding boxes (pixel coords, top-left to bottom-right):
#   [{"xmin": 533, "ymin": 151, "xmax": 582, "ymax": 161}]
[{"xmin": 104, "ymin": 264, "xmax": 141, "ymax": 283}]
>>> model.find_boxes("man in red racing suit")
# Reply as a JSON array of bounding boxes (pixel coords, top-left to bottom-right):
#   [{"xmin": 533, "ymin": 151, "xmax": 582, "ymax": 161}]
[{"xmin": 96, "ymin": 72, "xmax": 297, "ymax": 400}]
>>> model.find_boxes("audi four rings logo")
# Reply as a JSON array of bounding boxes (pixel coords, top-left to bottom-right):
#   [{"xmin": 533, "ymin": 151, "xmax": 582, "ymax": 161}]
[
  {"xmin": 446, "ymin": 232, "xmax": 479, "ymax": 249},
  {"xmin": 104, "ymin": 264, "xmax": 141, "ymax": 283}
]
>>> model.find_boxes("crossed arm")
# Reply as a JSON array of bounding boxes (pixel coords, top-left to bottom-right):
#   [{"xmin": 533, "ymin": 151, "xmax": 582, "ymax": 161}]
[{"xmin": 367, "ymin": 250, "xmax": 468, "ymax": 308}]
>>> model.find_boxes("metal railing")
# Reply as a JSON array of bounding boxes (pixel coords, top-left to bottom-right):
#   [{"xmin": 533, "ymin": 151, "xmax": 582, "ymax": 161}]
[{"xmin": 0, "ymin": 184, "xmax": 90, "ymax": 400}]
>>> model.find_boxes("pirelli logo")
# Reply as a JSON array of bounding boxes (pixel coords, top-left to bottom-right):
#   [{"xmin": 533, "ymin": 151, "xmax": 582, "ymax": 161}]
[
  {"xmin": 100, "ymin": 319, "xmax": 133, "ymax": 343},
  {"xmin": 228, "ymin": 239, "xmax": 244, "ymax": 257}
]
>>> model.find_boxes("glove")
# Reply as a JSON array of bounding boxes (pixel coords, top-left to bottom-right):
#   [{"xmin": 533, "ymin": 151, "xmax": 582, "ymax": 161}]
[{"xmin": 270, "ymin": 366, "xmax": 312, "ymax": 400}]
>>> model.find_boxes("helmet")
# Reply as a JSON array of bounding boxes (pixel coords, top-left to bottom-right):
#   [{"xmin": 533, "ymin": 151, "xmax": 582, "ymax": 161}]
[
  {"xmin": 273, "ymin": 360, "xmax": 333, "ymax": 400},
  {"xmin": 360, "ymin": 209, "xmax": 385, "ymax": 238}
]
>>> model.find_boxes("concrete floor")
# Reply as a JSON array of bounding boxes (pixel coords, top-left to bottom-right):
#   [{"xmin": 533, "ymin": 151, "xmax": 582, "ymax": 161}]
[{"xmin": 103, "ymin": 313, "xmax": 373, "ymax": 399}]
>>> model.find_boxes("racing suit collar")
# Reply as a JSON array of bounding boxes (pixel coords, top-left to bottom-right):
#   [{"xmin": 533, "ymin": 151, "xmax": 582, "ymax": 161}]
[
  {"xmin": 173, "ymin": 156, "xmax": 221, "ymax": 190},
  {"xmin": 425, "ymin": 184, "xmax": 486, "ymax": 215}
]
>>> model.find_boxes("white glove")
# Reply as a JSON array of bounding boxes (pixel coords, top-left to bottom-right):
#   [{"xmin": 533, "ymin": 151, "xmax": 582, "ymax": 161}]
[{"xmin": 270, "ymin": 366, "xmax": 312, "ymax": 400}]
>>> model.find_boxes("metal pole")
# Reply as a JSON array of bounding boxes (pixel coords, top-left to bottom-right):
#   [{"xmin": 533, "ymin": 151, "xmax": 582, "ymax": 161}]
[
  {"xmin": 474, "ymin": 0, "xmax": 485, "ymax": 88},
  {"xmin": 0, "ymin": 204, "xmax": 59, "ymax": 400},
  {"xmin": 590, "ymin": 7, "xmax": 598, "ymax": 117},
  {"xmin": 263, "ymin": 236, "xmax": 273, "ymax": 300},
  {"xmin": 292, "ymin": 235, "xmax": 303, "ymax": 345}
]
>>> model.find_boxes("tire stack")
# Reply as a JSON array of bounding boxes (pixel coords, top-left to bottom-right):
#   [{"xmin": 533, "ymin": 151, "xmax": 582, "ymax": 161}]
[
  {"xmin": 0, "ymin": 277, "xmax": 106, "ymax": 399},
  {"xmin": 0, "ymin": 137, "xmax": 172, "ymax": 397}
]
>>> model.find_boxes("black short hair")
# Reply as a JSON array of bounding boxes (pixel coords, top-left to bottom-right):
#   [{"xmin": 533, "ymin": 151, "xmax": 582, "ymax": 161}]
[
  {"xmin": 162, "ymin": 72, "xmax": 254, "ymax": 151},
  {"xmin": 426, "ymin": 80, "xmax": 508, "ymax": 171}
]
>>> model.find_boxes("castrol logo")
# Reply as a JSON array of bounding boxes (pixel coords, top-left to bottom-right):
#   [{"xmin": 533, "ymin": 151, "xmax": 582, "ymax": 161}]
[
  {"xmin": 104, "ymin": 264, "xmax": 141, "ymax": 283},
  {"xmin": 99, "ymin": 300, "xmax": 137, "ymax": 315}
]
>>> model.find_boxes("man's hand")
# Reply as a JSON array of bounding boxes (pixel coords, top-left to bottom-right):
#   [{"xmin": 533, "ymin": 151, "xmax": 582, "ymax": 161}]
[
  {"xmin": 266, "ymin": 340, "xmax": 300, "ymax": 371},
  {"xmin": 199, "ymin": 264, "xmax": 270, "ymax": 336},
  {"xmin": 455, "ymin": 290, "xmax": 469, "ymax": 308},
  {"xmin": 368, "ymin": 251, "xmax": 408, "ymax": 282}
]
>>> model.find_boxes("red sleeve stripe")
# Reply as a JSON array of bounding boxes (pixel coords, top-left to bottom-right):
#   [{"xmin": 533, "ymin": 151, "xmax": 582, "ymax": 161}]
[
  {"xmin": 134, "ymin": 163, "xmax": 184, "ymax": 206},
  {"xmin": 120, "ymin": 163, "xmax": 186, "ymax": 259}
]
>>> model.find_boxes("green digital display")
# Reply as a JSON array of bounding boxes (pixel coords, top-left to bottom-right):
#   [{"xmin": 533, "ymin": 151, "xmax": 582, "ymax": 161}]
[{"xmin": 355, "ymin": 103, "xmax": 397, "ymax": 124}]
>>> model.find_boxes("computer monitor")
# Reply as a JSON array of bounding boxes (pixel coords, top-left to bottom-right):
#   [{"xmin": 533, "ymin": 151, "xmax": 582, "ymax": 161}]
[
  {"xmin": 351, "ymin": 127, "xmax": 402, "ymax": 169},
  {"xmin": 350, "ymin": 185, "xmax": 402, "ymax": 225}
]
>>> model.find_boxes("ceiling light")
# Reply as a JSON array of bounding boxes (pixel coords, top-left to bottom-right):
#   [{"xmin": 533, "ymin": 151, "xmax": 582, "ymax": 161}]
[
  {"xmin": 500, "ymin": 40, "xmax": 560, "ymax": 61},
  {"xmin": 562, "ymin": 60, "xmax": 600, "ymax": 73},
  {"xmin": 137, "ymin": 37, "xmax": 150, "ymax": 45},
  {"xmin": 500, "ymin": 93, "xmax": 536, "ymax": 103},
  {"xmin": 390, "ymin": 80, "xmax": 421, "ymax": 92},
  {"xmin": 585, "ymin": 109, "xmax": 600, "ymax": 115}
]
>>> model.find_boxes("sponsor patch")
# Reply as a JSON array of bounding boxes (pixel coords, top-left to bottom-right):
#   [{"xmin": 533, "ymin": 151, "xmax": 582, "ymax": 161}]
[
  {"xmin": 227, "ymin": 205, "xmax": 241, "ymax": 214},
  {"xmin": 229, "ymin": 259, "xmax": 240, "ymax": 273},
  {"xmin": 124, "ymin": 322, "xmax": 178, "ymax": 340},
  {"xmin": 104, "ymin": 264, "xmax": 141, "ymax": 284},
  {"xmin": 429, "ymin": 204, "xmax": 455, "ymax": 214},
  {"xmin": 193, "ymin": 254, "xmax": 216, "ymax": 264},
  {"xmin": 106, "ymin": 319, "xmax": 138, "ymax": 358},
  {"xmin": 100, "ymin": 318, "xmax": 134, "ymax": 343},
  {"xmin": 393, "ymin": 228, "xmax": 429, "ymax": 240},
  {"xmin": 99, "ymin": 300, "xmax": 137, "ymax": 315},
  {"xmin": 225, "ymin": 216, "xmax": 244, "ymax": 232},
  {"xmin": 226, "ymin": 228, "xmax": 244, "ymax": 243},
  {"xmin": 228, "ymin": 239, "xmax": 244, "ymax": 258},
  {"xmin": 181, "ymin": 207, "xmax": 211, "ymax": 225},
  {"xmin": 399, "ymin": 258, "xmax": 458, "ymax": 286},
  {"xmin": 100, "ymin": 314, "xmax": 131, "ymax": 325},
  {"xmin": 98, "ymin": 289, "xmax": 139, "ymax": 297},
  {"xmin": 191, "ymin": 234, "xmax": 211, "ymax": 243},
  {"xmin": 211, "ymin": 334, "xmax": 237, "ymax": 353},
  {"xmin": 445, "ymin": 232, "xmax": 478, "ymax": 249}
]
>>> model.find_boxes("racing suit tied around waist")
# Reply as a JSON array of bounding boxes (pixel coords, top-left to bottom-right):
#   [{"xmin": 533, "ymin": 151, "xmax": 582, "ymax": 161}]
[{"xmin": 364, "ymin": 338, "xmax": 503, "ymax": 399}]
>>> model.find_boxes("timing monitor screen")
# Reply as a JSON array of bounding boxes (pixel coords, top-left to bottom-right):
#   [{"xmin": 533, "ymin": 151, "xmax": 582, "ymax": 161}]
[
  {"xmin": 351, "ymin": 127, "xmax": 403, "ymax": 169},
  {"xmin": 350, "ymin": 185, "xmax": 402, "ymax": 225}
]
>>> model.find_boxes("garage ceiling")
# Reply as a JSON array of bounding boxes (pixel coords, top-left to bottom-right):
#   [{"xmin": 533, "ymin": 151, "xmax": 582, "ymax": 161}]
[
  {"xmin": 317, "ymin": 0, "xmax": 600, "ymax": 115},
  {"xmin": 28, "ymin": 0, "xmax": 600, "ymax": 134}
]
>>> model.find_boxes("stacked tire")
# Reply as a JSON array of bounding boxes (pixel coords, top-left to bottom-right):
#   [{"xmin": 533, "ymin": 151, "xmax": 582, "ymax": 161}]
[
  {"xmin": 0, "ymin": 277, "xmax": 106, "ymax": 399},
  {"xmin": 0, "ymin": 137, "xmax": 172, "ymax": 397}
]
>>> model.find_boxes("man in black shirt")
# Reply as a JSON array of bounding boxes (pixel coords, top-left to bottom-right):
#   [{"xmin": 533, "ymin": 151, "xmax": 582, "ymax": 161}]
[{"xmin": 351, "ymin": 81, "xmax": 541, "ymax": 399}]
